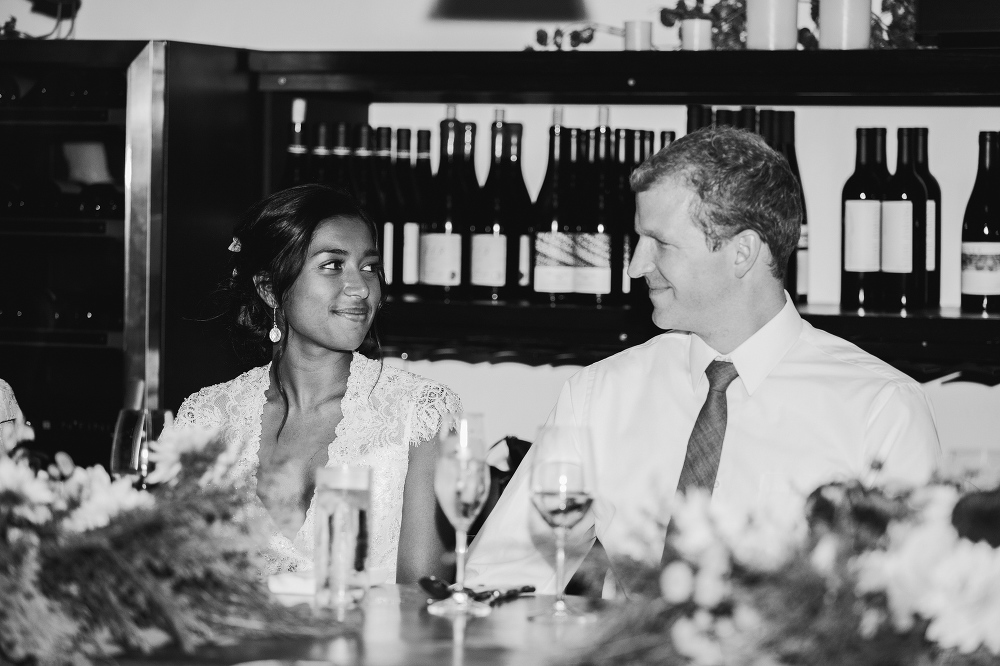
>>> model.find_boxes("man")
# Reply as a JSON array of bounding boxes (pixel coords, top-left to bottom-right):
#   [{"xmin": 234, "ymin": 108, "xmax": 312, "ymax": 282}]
[{"xmin": 465, "ymin": 126, "xmax": 940, "ymax": 594}]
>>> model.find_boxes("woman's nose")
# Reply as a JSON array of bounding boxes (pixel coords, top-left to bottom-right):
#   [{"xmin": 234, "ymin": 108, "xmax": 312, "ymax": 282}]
[{"xmin": 343, "ymin": 270, "xmax": 370, "ymax": 299}]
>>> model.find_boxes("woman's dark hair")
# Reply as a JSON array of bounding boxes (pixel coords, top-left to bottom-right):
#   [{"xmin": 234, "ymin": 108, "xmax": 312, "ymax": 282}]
[{"xmin": 222, "ymin": 184, "xmax": 386, "ymax": 367}]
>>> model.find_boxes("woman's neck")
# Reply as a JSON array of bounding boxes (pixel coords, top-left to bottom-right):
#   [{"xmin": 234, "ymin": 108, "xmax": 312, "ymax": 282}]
[{"xmin": 269, "ymin": 344, "xmax": 353, "ymax": 411}]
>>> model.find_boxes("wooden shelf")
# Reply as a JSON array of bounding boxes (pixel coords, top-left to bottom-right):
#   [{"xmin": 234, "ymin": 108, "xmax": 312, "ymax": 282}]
[
  {"xmin": 0, "ymin": 328, "xmax": 124, "ymax": 349},
  {"xmin": 0, "ymin": 218, "xmax": 124, "ymax": 238},
  {"xmin": 0, "ymin": 107, "xmax": 125, "ymax": 125},
  {"xmin": 250, "ymin": 49, "xmax": 1000, "ymax": 106}
]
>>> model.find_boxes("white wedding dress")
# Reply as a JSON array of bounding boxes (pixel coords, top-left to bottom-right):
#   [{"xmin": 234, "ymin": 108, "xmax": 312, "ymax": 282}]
[{"xmin": 173, "ymin": 352, "xmax": 461, "ymax": 582}]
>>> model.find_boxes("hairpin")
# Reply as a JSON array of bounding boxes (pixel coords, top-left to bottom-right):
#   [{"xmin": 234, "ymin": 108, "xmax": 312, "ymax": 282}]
[{"xmin": 228, "ymin": 237, "xmax": 242, "ymax": 253}]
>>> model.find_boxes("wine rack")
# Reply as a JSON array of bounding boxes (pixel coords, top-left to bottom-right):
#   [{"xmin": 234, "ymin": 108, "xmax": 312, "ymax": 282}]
[{"xmin": 250, "ymin": 48, "xmax": 1000, "ymax": 382}]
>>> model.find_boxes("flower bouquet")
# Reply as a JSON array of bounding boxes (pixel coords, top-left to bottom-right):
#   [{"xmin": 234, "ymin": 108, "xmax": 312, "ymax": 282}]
[
  {"xmin": 0, "ymin": 427, "xmax": 320, "ymax": 665},
  {"xmin": 571, "ymin": 476, "xmax": 1000, "ymax": 666}
]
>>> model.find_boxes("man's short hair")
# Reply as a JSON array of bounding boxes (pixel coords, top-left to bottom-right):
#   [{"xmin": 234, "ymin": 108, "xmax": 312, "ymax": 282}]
[{"xmin": 630, "ymin": 125, "xmax": 803, "ymax": 280}]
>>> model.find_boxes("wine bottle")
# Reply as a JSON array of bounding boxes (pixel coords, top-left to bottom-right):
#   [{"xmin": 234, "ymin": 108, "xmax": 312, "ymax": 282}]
[
  {"xmin": 350, "ymin": 124, "xmax": 388, "ymax": 268},
  {"xmin": 505, "ymin": 122, "xmax": 534, "ymax": 302},
  {"xmin": 471, "ymin": 109, "xmax": 509, "ymax": 302},
  {"xmin": 329, "ymin": 121, "xmax": 353, "ymax": 194},
  {"xmin": 872, "ymin": 127, "xmax": 890, "ymax": 188},
  {"xmin": 778, "ymin": 111, "xmax": 807, "ymax": 304},
  {"xmin": 420, "ymin": 106, "xmax": 466, "ymax": 301},
  {"xmin": 715, "ymin": 108, "xmax": 737, "ymax": 127},
  {"xmin": 563, "ymin": 127, "xmax": 588, "ymax": 304},
  {"xmin": 880, "ymin": 127, "xmax": 928, "ymax": 314},
  {"xmin": 913, "ymin": 127, "xmax": 942, "ymax": 309},
  {"xmin": 737, "ymin": 106, "xmax": 757, "ymax": 132},
  {"xmin": 279, "ymin": 98, "xmax": 309, "ymax": 190},
  {"xmin": 309, "ymin": 122, "xmax": 333, "ymax": 186},
  {"xmin": 374, "ymin": 126, "xmax": 406, "ymax": 293},
  {"xmin": 615, "ymin": 128, "xmax": 637, "ymax": 299},
  {"xmin": 533, "ymin": 107, "xmax": 574, "ymax": 304},
  {"xmin": 687, "ymin": 104, "xmax": 713, "ymax": 133},
  {"xmin": 841, "ymin": 128, "xmax": 883, "ymax": 312},
  {"xmin": 660, "ymin": 131, "xmax": 676, "ymax": 152},
  {"xmin": 574, "ymin": 109, "xmax": 614, "ymax": 306},
  {"xmin": 961, "ymin": 131, "xmax": 1000, "ymax": 314},
  {"xmin": 395, "ymin": 128, "xmax": 422, "ymax": 292}
]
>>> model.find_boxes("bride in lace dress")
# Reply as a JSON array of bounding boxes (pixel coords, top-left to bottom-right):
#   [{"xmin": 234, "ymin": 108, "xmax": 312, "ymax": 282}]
[{"xmin": 173, "ymin": 185, "xmax": 460, "ymax": 583}]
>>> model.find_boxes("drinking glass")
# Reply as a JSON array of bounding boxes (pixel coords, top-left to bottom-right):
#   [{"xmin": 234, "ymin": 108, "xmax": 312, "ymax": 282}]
[
  {"xmin": 314, "ymin": 465, "xmax": 373, "ymax": 609},
  {"xmin": 110, "ymin": 407, "xmax": 150, "ymax": 485},
  {"xmin": 428, "ymin": 412, "xmax": 492, "ymax": 618},
  {"xmin": 529, "ymin": 425, "xmax": 596, "ymax": 623}
]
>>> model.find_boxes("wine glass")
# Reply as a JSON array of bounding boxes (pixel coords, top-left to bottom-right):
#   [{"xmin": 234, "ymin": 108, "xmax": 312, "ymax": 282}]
[
  {"xmin": 529, "ymin": 425, "xmax": 597, "ymax": 623},
  {"xmin": 110, "ymin": 407, "xmax": 150, "ymax": 486},
  {"xmin": 428, "ymin": 412, "xmax": 492, "ymax": 618}
]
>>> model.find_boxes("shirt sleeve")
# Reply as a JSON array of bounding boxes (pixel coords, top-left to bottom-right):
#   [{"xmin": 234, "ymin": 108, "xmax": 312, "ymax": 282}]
[
  {"xmin": 0, "ymin": 379, "xmax": 17, "ymax": 424},
  {"xmin": 863, "ymin": 380, "xmax": 942, "ymax": 487},
  {"xmin": 464, "ymin": 370, "xmax": 598, "ymax": 594}
]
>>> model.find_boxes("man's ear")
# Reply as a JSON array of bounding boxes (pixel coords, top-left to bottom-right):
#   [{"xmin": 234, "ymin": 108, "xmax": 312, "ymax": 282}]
[
  {"xmin": 253, "ymin": 274, "xmax": 278, "ymax": 309},
  {"xmin": 733, "ymin": 229, "xmax": 763, "ymax": 279}
]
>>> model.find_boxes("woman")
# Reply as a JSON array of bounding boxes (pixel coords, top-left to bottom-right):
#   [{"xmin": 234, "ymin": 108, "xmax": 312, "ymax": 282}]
[{"xmin": 174, "ymin": 185, "xmax": 458, "ymax": 583}]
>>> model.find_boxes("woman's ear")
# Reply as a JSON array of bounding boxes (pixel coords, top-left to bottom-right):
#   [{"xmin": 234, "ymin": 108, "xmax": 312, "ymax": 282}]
[{"xmin": 253, "ymin": 274, "xmax": 278, "ymax": 309}]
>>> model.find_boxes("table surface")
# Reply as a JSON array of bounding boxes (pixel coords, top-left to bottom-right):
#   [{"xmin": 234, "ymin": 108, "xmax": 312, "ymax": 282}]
[{"xmin": 125, "ymin": 584, "xmax": 602, "ymax": 666}]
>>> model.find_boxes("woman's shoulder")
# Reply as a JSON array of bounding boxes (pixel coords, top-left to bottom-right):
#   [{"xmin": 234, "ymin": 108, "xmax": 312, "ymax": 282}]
[
  {"xmin": 357, "ymin": 355, "xmax": 462, "ymax": 446},
  {"xmin": 175, "ymin": 365, "xmax": 269, "ymax": 427}
]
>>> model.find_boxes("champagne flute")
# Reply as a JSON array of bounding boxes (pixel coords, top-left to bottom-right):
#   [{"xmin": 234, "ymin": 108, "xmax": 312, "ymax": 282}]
[
  {"xmin": 529, "ymin": 425, "xmax": 596, "ymax": 623},
  {"xmin": 110, "ymin": 407, "xmax": 150, "ymax": 486},
  {"xmin": 428, "ymin": 412, "xmax": 492, "ymax": 618}
]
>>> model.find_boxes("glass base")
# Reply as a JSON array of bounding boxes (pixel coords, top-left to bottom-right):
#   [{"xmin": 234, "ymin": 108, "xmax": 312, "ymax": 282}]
[
  {"xmin": 529, "ymin": 599, "xmax": 596, "ymax": 624},
  {"xmin": 427, "ymin": 592, "xmax": 492, "ymax": 618}
]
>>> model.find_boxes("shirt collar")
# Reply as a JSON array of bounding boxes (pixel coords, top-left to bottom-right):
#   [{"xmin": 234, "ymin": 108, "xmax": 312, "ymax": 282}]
[{"xmin": 688, "ymin": 293, "xmax": 803, "ymax": 396}]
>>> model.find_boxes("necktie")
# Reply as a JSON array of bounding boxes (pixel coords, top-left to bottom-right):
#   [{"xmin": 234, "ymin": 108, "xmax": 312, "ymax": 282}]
[{"xmin": 663, "ymin": 360, "xmax": 739, "ymax": 565}]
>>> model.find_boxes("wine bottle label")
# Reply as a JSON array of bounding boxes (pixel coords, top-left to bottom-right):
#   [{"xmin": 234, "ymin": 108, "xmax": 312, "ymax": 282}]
[
  {"xmin": 796, "ymin": 248, "xmax": 808, "ymax": 297},
  {"xmin": 419, "ymin": 233, "xmax": 461, "ymax": 286},
  {"xmin": 844, "ymin": 200, "xmax": 881, "ymax": 273},
  {"xmin": 574, "ymin": 233, "xmax": 612, "ymax": 295},
  {"xmin": 534, "ymin": 231, "xmax": 574, "ymax": 293},
  {"xmin": 926, "ymin": 201, "xmax": 937, "ymax": 272},
  {"xmin": 961, "ymin": 242, "xmax": 1000, "ymax": 295},
  {"xmin": 471, "ymin": 233, "xmax": 507, "ymax": 287},
  {"xmin": 402, "ymin": 222, "xmax": 420, "ymax": 285},
  {"xmin": 623, "ymin": 236, "xmax": 632, "ymax": 295},
  {"xmin": 383, "ymin": 222, "xmax": 395, "ymax": 285},
  {"xmin": 518, "ymin": 235, "xmax": 531, "ymax": 287},
  {"xmin": 880, "ymin": 201, "xmax": 913, "ymax": 274}
]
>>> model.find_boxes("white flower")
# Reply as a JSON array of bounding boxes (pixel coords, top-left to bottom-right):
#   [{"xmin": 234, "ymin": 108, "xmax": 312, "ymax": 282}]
[
  {"xmin": 671, "ymin": 616, "xmax": 723, "ymax": 666},
  {"xmin": 661, "ymin": 560, "xmax": 695, "ymax": 603},
  {"xmin": 693, "ymin": 566, "xmax": 730, "ymax": 609},
  {"xmin": 810, "ymin": 533, "xmax": 839, "ymax": 577},
  {"xmin": 146, "ymin": 426, "xmax": 227, "ymax": 487},
  {"xmin": 0, "ymin": 456, "xmax": 55, "ymax": 524},
  {"xmin": 670, "ymin": 489, "xmax": 718, "ymax": 561},
  {"xmin": 61, "ymin": 465, "xmax": 154, "ymax": 533}
]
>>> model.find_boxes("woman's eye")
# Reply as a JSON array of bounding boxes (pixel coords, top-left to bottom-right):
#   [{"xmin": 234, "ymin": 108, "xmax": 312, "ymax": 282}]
[
  {"xmin": 361, "ymin": 263, "xmax": 380, "ymax": 273},
  {"xmin": 321, "ymin": 260, "xmax": 344, "ymax": 271}
]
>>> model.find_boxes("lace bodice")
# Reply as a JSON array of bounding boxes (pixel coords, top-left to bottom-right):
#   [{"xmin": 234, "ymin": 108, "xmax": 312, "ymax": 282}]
[{"xmin": 173, "ymin": 353, "xmax": 461, "ymax": 581}]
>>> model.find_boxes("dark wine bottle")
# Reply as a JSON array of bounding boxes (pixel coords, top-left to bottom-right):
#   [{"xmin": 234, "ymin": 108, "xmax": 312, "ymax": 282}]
[
  {"xmin": 872, "ymin": 127, "xmax": 890, "ymax": 188},
  {"xmin": 736, "ymin": 106, "xmax": 757, "ymax": 132},
  {"xmin": 309, "ymin": 122, "xmax": 333, "ymax": 186},
  {"xmin": 563, "ymin": 127, "xmax": 588, "ymax": 305},
  {"xmin": 329, "ymin": 121, "xmax": 353, "ymax": 194},
  {"xmin": 615, "ymin": 128, "xmax": 638, "ymax": 300},
  {"xmin": 778, "ymin": 111, "xmax": 807, "ymax": 304},
  {"xmin": 395, "ymin": 128, "xmax": 422, "ymax": 292},
  {"xmin": 961, "ymin": 131, "xmax": 1000, "ymax": 314},
  {"xmin": 471, "ymin": 109, "xmax": 509, "ymax": 302},
  {"xmin": 420, "ymin": 106, "xmax": 466, "ymax": 301},
  {"xmin": 533, "ymin": 107, "xmax": 574, "ymax": 305},
  {"xmin": 350, "ymin": 124, "xmax": 388, "ymax": 268},
  {"xmin": 841, "ymin": 128, "xmax": 883, "ymax": 312},
  {"xmin": 879, "ymin": 127, "xmax": 928, "ymax": 314},
  {"xmin": 574, "ymin": 108, "xmax": 614, "ymax": 306},
  {"xmin": 505, "ymin": 122, "xmax": 534, "ymax": 302},
  {"xmin": 279, "ymin": 98, "xmax": 309, "ymax": 190},
  {"xmin": 913, "ymin": 127, "xmax": 942, "ymax": 309},
  {"xmin": 715, "ymin": 108, "xmax": 737, "ymax": 127},
  {"xmin": 374, "ymin": 126, "xmax": 405, "ymax": 293},
  {"xmin": 687, "ymin": 104, "xmax": 713, "ymax": 133},
  {"xmin": 660, "ymin": 131, "xmax": 676, "ymax": 152}
]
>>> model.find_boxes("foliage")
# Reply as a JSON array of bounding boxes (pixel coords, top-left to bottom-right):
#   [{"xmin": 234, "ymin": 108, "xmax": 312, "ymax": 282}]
[
  {"xmin": 569, "ymin": 478, "xmax": 1000, "ymax": 666},
  {"xmin": 0, "ymin": 428, "xmax": 323, "ymax": 665}
]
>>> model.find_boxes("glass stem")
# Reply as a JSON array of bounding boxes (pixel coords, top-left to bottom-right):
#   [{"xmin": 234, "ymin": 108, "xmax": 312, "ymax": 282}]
[
  {"xmin": 554, "ymin": 525, "xmax": 567, "ymax": 612},
  {"xmin": 455, "ymin": 528, "xmax": 468, "ymax": 592}
]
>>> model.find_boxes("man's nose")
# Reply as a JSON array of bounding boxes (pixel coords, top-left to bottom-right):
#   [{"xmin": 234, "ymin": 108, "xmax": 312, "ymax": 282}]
[{"xmin": 628, "ymin": 236, "xmax": 653, "ymax": 279}]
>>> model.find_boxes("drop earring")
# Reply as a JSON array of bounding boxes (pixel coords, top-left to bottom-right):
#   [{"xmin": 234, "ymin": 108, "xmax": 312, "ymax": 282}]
[{"xmin": 269, "ymin": 307, "xmax": 282, "ymax": 343}]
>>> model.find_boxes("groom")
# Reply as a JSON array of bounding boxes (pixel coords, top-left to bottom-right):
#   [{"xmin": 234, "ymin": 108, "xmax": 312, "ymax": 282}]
[{"xmin": 465, "ymin": 125, "xmax": 940, "ymax": 595}]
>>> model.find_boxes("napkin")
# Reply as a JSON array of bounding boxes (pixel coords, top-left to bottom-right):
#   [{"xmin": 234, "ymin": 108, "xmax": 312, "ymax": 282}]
[{"xmin": 268, "ymin": 571, "xmax": 315, "ymax": 597}]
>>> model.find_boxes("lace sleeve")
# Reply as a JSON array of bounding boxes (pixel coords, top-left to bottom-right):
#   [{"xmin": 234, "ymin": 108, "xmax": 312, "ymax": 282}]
[
  {"xmin": 406, "ymin": 381, "xmax": 463, "ymax": 448},
  {"xmin": 174, "ymin": 385, "xmax": 227, "ymax": 430},
  {"xmin": 0, "ymin": 379, "xmax": 17, "ymax": 424}
]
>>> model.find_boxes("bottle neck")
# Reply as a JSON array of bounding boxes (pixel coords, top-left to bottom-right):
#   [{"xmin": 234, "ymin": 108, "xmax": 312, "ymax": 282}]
[
  {"xmin": 978, "ymin": 132, "xmax": 997, "ymax": 173},
  {"xmin": 546, "ymin": 126, "xmax": 562, "ymax": 170},
  {"xmin": 914, "ymin": 131, "xmax": 929, "ymax": 169},
  {"xmin": 897, "ymin": 131, "xmax": 914, "ymax": 169},
  {"xmin": 855, "ymin": 130, "xmax": 871, "ymax": 169}
]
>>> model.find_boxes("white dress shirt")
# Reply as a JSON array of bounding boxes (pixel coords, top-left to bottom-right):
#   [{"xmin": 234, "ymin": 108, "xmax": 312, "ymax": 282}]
[{"xmin": 465, "ymin": 296, "xmax": 941, "ymax": 594}]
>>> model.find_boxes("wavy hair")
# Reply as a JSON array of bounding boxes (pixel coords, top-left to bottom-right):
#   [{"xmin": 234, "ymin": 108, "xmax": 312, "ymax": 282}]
[{"xmin": 630, "ymin": 125, "xmax": 802, "ymax": 280}]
